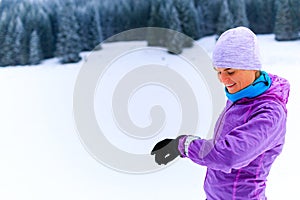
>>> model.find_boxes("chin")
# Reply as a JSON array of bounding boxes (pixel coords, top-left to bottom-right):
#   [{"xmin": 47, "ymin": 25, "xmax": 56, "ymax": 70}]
[{"xmin": 228, "ymin": 89, "xmax": 238, "ymax": 94}]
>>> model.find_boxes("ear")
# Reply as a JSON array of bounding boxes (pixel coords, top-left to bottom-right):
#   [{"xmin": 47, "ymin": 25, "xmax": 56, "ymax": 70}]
[{"xmin": 255, "ymin": 70, "xmax": 261, "ymax": 78}]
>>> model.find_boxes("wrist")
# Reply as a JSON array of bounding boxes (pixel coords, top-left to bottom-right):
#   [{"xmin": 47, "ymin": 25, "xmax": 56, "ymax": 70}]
[{"xmin": 178, "ymin": 135, "xmax": 201, "ymax": 158}]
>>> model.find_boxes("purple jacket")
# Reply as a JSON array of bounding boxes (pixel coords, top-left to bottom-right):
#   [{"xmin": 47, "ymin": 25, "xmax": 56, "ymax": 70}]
[{"xmin": 179, "ymin": 74, "xmax": 290, "ymax": 199}]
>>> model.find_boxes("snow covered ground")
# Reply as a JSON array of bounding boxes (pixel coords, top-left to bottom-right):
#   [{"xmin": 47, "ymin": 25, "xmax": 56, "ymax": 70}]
[{"xmin": 0, "ymin": 34, "xmax": 299, "ymax": 200}]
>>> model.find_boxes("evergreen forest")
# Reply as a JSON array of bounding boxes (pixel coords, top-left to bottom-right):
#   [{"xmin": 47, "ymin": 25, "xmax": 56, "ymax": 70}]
[{"xmin": 0, "ymin": 0, "xmax": 299, "ymax": 66}]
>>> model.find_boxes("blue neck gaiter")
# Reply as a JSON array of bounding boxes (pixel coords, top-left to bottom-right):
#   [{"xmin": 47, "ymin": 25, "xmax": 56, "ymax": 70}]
[{"xmin": 225, "ymin": 71, "xmax": 272, "ymax": 102}]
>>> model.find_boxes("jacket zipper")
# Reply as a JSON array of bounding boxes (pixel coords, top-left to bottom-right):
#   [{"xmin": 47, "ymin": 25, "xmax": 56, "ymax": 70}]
[{"xmin": 213, "ymin": 101, "xmax": 236, "ymax": 144}]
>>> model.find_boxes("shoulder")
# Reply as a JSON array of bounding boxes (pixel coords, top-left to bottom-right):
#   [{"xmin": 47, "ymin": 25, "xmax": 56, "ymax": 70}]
[{"xmin": 248, "ymin": 99, "xmax": 286, "ymax": 122}]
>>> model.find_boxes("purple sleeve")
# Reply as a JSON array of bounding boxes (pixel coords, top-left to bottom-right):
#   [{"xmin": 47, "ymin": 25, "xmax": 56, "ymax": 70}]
[{"xmin": 186, "ymin": 103, "xmax": 286, "ymax": 173}]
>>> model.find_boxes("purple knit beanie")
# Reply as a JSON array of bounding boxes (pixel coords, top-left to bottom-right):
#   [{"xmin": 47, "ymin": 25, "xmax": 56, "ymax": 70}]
[{"xmin": 212, "ymin": 26, "xmax": 262, "ymax": 70}]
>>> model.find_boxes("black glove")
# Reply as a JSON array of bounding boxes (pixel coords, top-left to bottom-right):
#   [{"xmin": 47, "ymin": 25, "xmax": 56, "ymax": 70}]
[{"xmin": 151, "ymin": 136, "xmax": 183, "ymax": 165}]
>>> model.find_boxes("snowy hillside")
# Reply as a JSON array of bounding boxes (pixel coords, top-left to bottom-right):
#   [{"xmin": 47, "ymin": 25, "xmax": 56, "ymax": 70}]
[{"xmin": 0, "ymin": 34, "xmax": 299, "ymax": 200}]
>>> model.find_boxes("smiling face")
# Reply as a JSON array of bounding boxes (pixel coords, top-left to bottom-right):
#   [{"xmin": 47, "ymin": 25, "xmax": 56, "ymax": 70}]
[{"xmin": 214, "ymin": 68, "xmax": 259, "ymax": 94}]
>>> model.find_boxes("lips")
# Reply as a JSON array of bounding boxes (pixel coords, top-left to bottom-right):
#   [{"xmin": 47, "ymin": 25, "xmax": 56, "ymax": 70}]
[{"xmin": 225, "ymin": 83, "xmax": 236, "ymax": 88}]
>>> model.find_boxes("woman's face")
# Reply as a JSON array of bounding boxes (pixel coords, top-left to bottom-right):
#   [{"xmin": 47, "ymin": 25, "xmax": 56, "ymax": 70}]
[{"xmin": 214, "ymin": 68, "xmax": 257, "ymax": 94}]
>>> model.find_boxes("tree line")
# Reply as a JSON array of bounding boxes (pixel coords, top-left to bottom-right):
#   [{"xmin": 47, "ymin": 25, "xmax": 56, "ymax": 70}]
[{"xmin": 0, "ymin": 0, "xmax": 299, "ymax": 67}]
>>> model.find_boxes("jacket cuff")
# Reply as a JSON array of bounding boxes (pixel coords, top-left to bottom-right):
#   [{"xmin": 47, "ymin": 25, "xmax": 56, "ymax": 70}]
[
  {"xmin": 178, "ymin": 135, "xmax": 201, "ymax": 158},
  {"xmin": 178, "ymin": 136, "xmax": 188, "ymax": 158}
]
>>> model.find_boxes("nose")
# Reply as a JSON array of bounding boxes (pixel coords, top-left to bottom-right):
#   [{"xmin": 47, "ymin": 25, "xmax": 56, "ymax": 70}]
[{"xmin": 218, "ymin": 73, "xmax": 229, "ymax": 84}]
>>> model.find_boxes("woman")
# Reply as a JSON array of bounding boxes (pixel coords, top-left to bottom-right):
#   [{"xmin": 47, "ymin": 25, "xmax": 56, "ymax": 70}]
[{"xmin": 151, "ymin": 27, "xmax": 290, "ymax": 200}]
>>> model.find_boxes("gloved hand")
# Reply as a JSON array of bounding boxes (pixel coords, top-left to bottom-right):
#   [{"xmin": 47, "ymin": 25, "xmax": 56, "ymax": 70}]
[{"xmin": 151, "ymin": 136, "xmax": 184, "ymax": 165}]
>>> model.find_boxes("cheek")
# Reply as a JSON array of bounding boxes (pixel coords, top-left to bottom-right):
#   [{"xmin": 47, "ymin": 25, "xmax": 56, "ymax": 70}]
[
  {"xmin": 231, "ymin": 77, "xmax": 244, "ymax": 89},
  {"xmin": 239, "ymin": 76, "xmax": 254, "ymax": 88},
  {"xmin": 229, "ymin": 76, "xmax": 237, "ymax": 84}
]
